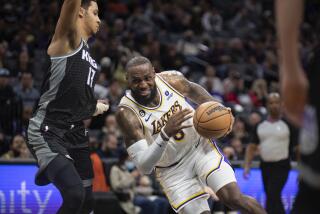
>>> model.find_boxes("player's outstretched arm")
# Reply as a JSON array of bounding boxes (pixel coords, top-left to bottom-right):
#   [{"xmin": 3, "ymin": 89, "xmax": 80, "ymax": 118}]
[
  {"xmin": 276, "ymin": 0, "xmax": 308, "ymax": 126},
  {"xmin": 48, "ymin": 0, "xmax": 82, "ymax": 56},
  {"xmin": 160, "ymin": 71, "xmax": 216, "ymax": 105}
]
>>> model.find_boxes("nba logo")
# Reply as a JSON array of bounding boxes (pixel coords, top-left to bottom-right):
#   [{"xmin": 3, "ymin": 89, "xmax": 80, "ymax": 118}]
[{"xmin": 165, "ymin": 91, "xmax": 170, "ymax": 96}]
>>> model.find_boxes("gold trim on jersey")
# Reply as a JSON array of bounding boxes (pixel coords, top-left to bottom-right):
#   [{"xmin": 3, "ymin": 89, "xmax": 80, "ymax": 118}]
[
  {"xmin": 170, "ymin": 191, "xmax": 208, "ymax": 211},
  {"xmin": 156, "ymin": 74, "xmax": 185, "ymax": 98},
  {"xmin": 124, "ymin": 87, "xmax": 163, "ymax": 111},
  {"xmin": 205, "ymin": 140, "xmax": 223, "ymax": 183},
  {"xmin": 118, "ymin": 104, "xmax": 145, "ymax": 135}
]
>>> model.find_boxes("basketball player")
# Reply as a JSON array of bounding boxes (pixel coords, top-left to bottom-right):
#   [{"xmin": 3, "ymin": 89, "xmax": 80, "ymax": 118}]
[
  {"xmin": 26, "ymin": 1, "xmax": 108, "ymax": 213},
  {"xmin": 276, "ymin": 0, "xmax": 320, "ymax": 213},
  {"xmin": 116, "ymin": 56, "xmax": 266, "ymax": 214}
]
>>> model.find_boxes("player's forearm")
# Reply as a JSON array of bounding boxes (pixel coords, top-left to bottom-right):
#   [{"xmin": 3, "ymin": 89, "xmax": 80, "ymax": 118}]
[
  {"xmin": 276, "ymin": 0, "xmax": 303, "ymax": 69},
  {"xmin": 187, "ymin": 82, "xmax": 216, "ymax": 105},
  {"xmin": 127, "ymin": 136, "xmax": 168, "ymax": 175}
]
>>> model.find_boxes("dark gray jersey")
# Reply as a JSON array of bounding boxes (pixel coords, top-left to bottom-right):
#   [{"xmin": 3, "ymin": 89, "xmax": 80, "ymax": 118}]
[{"xmin": 36, "ymin": 39, "xmax": 98, "ymax": 124}]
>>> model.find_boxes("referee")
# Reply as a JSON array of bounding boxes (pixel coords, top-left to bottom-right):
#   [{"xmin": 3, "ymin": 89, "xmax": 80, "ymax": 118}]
[{"xmin": 243, "ymin": 93, "xmax": 298, "ymax": 214}]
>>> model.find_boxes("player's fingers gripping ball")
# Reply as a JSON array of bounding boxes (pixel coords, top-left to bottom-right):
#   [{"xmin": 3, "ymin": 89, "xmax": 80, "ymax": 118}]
[{"xmin": 193, "ymin": 101, "xmax": 233, "ymax": 139}]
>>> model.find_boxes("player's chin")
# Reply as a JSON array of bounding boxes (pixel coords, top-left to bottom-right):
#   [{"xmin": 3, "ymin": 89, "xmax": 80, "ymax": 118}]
[{"xmin": 139, "ymin": 91, "xmax": 151, "ymax": 98}]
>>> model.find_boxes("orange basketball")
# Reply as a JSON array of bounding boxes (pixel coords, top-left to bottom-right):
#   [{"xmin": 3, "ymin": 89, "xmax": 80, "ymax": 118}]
[{"xmin": 193, "ymin": 101, "xmax": 233, "ymax": 139}]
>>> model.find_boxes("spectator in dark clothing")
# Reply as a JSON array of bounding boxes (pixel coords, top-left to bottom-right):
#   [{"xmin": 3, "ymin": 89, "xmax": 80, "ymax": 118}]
[{"xmin": 0, "ymin": 68, "xmax": 22, "ymax": 136}]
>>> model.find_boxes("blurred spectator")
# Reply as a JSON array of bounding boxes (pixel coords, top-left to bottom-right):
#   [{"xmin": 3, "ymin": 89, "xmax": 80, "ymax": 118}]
[
  {"xmin": 89, "ymin": 136, "xmax": 110, "ymax": 192},
  {"xmin": 106, "ymin": 80, "xmax": 124, "ymax": 113},
  {"xmin": 249, "ymin": 79, "xmax": 268, "ymax": 108},
  {"xmin": 102, "ymin": 114, "xmax": 121, "ymax": 138},
  {"xmin": 0, "ymin": 130, "xmax": 9, "ymax": 156},
  {"xmin": 14, "ymin": 71, "xmax": 39, "ymax": 107},
  {"xmin": 100, "ymin": 133, "xmax": 121, "ymax": 159},
  {"xmin": 134, "ymin": 175, "xmax": 170, "ymax": 214},
  {"xmin": 199, "ymin": 65, "xmax": 224, "ymax": 95},
  {"xmin": 231, "ymin": 117, "xmax": 250, "ymax": 143},
  {"xmin": 0, "ymin": 68, "xmax": 22, "ymax": 136},
  {"xmin": 1, "ymin": 134, "xmax": 31, "ymax": 159},
  {"xmin": 201, "ymin": 7, "xmax": 223, "ymax": 35},
  {"xmin": 110, "ymin": 149, "xmax": 140, "ymax": 214}
]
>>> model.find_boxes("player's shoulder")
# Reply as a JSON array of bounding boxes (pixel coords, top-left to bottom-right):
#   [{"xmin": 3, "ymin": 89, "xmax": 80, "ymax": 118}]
[
  {"xmin": 158, "ymin": 70, "xmax": 186, "ymax": 86},
  {"xmin": 158, "ymin": 70, "xmax": 184, "ymax": 79}
]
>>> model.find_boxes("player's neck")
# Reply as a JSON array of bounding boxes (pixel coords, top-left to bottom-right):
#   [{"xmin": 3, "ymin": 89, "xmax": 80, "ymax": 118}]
[
  {"xmin": 77, "ymin": 22, "xmax": 90, "ymax": 42},
  {"xmin": 147, "ymin": 92, "xmax": 161, "ymax": 108}
]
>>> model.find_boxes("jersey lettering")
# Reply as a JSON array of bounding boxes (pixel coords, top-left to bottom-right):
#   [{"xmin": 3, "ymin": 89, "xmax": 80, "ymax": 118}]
[
  {"xmin": 151, "ymin": 101, "xmax": 182, "ymax": 135},
  {"xmin": 82, "ymin": 49, "xmax": 98, "ymax": 69}
]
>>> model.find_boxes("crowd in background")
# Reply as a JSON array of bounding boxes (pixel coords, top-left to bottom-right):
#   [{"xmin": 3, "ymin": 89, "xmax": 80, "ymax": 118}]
[
  {"xmin": 0, "ymin": 0, "xmax": 319, "ymax": 212},
  {"xmin": 3, "ymin": 0, "xmax": 319, "ymax": 159}
]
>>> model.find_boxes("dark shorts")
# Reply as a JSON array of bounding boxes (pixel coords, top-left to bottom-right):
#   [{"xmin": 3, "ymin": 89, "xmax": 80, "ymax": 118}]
[
  {"xmin": 27, "ymin": 111, "xmax": 92, "ymax": 185},
  {"xmin": 291, "ymin": 181, "xmax": 320, "ymax": 214}
]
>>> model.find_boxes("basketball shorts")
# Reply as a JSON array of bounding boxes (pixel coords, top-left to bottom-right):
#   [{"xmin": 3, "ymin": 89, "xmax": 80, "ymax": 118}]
[
  {"xmin": 155, "ymin": 140, "xmax": 236, "ymax": 213},
  {"xmin": 27, "ymin": 110, "xmax": 92, "ymax": 185}
]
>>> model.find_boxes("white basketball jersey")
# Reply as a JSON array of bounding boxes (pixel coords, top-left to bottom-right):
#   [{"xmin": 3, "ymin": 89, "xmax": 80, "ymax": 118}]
[{"xmin": 119, "ymin": 72, "xmax": 204, "ymax": 167}]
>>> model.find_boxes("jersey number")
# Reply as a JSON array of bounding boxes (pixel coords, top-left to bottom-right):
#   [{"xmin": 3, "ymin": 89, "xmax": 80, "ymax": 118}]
[{"xmin": 87, "ymin": 67, "xmax": 96, "ymax": 87}]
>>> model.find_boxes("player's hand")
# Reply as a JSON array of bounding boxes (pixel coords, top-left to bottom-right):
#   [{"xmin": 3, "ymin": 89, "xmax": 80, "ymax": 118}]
[
  {"xmin": 280, "ymin": 64, "xmax": 309, "ymax": 127},
  {"xmin": 225, "ymin": 107, "xmax": 234, "ymax": 136},
  {"xmin": 163, "ymin": 108, "xmax": 193, "ymax": 138},
  {"xmin": 93, "ymin": 99, "xmax": 109, "ymax": 116},
  {"xmin": 243, "ymin": 165, "xmax": 251, "ymax": 180}
]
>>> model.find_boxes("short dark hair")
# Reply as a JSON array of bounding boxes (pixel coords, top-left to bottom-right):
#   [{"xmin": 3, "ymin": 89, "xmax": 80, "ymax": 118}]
[
  {"xmin": 126, "ymin": 56, "xmax": 152, "ymax": 71},
  {"xmin": 81, "ymin": 0, "xmax": 96, "ymax": 9}
]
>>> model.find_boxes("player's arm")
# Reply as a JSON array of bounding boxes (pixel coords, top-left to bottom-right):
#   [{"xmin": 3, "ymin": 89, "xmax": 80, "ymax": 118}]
[
  {"xmin": 116, "ymin": 106, "xmax": 192, "ymax": 174},
  {"xmin": 48, "ymin": 0, "xmax": 82, "ymax": 56},
  {"xmin": 160, "ymin": 71, "xmax": 216, "ymax": 105},
  {"xmin": 276, "ymin": 0, "xmax": 308, "ymax": 126}
]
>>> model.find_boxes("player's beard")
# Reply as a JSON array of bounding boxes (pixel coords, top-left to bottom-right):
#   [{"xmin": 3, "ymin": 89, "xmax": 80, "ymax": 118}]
[{"xmin": 132, "ymin": 85, "xmax": 157, "ymax": 106}]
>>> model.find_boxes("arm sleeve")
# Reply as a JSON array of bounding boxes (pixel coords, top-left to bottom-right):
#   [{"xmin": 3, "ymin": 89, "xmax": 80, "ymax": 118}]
[{"xmin": 127, "ymin": 136, "xmax": 168, "ymax": 175}]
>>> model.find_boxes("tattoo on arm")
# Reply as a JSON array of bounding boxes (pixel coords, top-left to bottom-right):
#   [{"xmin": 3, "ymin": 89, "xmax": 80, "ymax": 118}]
[
  {"xmin": 116, "ymin": 106, "xmax": 145, "ymax": 148},
  {"xmin": 161, "ymin": 71, "xmax": 216, "ymax": 105}
]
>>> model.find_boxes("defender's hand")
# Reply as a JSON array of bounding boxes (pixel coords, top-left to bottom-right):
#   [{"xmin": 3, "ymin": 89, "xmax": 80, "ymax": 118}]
[
  {"xmin": 280, "ymin": 64, "xmax": 308, "ymax": 126},
  {"xmin": 93, "ymin": 99, "xmax": 109, "ymax": 116},
  {"xmin": 163, "ymin": 108, "xmax": 193, "ymax": 138}
]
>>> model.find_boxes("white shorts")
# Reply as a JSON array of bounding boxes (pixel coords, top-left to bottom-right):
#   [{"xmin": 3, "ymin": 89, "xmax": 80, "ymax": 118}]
[{"xmin": 155, "ymin": 140, "xmax": 236, "ymax": 213}]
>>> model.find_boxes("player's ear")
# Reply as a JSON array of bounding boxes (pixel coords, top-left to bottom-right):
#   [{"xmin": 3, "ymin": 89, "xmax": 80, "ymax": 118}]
[{"xmin": 79, "ymin": 7, "xmax": 86, "ymax": 18}]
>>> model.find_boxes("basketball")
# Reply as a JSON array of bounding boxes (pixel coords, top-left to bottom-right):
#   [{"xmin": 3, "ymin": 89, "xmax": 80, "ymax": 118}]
[{"xmin": 193, "ymin": 101, "xmax": 233, "ymax": 139}]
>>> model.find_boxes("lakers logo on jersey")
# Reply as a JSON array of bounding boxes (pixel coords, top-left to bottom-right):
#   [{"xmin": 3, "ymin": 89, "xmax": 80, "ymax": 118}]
[
  {"xmin": 119, "ymin": 72, "xmax": 201, "ymax": 167},
  {"xmin": 151, "ymin": 101, "xmax": 182, "ymax": 135}
]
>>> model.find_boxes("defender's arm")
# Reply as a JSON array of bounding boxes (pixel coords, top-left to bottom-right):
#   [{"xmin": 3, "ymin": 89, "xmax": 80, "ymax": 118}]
[
  {"xmin": 53, "ymin": 0, "xmax": 81, "ymax": 41},
  {"xmin": 48, "ymin": 0, "xmax": 82, "ymax": 56}
]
